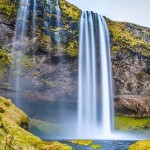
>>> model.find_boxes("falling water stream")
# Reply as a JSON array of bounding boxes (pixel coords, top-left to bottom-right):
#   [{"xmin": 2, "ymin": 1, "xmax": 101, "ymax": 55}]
[
  {"xmin": 98, "ymin": 15, "xmax": 114, "ymax": 136},
  {"xmin": 78, "ymin": 11, "xmax": 114, "ymax": 138},
  {"xmin": 32, "ymin": 0, "xmax": 36, "ymax": 37},
  {"xmin": 12, "ymin": 0, "xmax": 30, "ymax": 105},
  {"xmin": 54, "ymin": 0, "xmax": 62, "ymax": 51}
]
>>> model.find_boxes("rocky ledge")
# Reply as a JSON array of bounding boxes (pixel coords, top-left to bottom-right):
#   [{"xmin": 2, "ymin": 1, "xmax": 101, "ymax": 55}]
[{"xmin": 115, "ymin": 95, "xmax": 150, "ymax": 117}]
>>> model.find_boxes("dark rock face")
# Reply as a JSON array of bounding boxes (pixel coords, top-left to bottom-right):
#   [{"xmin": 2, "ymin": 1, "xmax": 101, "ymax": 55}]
[
  {"xmin": 112, "ymin": 50, "xmax": 150, "ymax": 95},
  {"xmin": 0, "ymin": 55, "xmax": 78, "ymax": 103},
  {"xmin": 0, "ymin": 0, "xmax": 150, "ymax": 118},
  {"xmin": 115, "ymin": 95, "xmax": 150, "ymax": 117},
  {"xmin": 0, "ymin": 15, "xmax": 14, "ymax": 47}
]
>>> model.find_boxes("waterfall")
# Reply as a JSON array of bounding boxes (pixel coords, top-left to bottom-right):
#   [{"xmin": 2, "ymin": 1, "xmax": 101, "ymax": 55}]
[
  {"xmin": 44, "ymin": 0, "xmax": 51, "ymax": 35},
  {"xmin": 13, "ymin": 0, "xmax": 30, "ymax": 47},
  {"xmin": 98, "ymin": 15, "xmax": 114, "ymax": 136},
  {"xmin": 32, "ymin": 0, "xmax": 37, "ymax": 63},
  {"xmin": 32, "ymin": 0, "xmax": 36, "ymax": 37},
  {"xmin": 78, "ymin": 11, "xmax": 114, "ymax": 138},
  {"xmin": 54, "ymin": 0, "xmax": 62, "ymax": 51},
  {"xmin": 12, "ymin": 0, "xmax": 30, "ymax": 105}
]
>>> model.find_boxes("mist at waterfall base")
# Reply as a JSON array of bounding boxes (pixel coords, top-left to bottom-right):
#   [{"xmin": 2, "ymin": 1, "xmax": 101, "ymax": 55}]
[{"xmin": 9, "ymin": 0, "xmax": 150, "ymax": 141}]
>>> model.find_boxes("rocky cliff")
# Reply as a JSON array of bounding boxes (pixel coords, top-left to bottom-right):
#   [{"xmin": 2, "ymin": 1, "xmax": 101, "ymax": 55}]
[{"xmin": 0, "ymin": 0, "xmax": 150, "ymax": 117}]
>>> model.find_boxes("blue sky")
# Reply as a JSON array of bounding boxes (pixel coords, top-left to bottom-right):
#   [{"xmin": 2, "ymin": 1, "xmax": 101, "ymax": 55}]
[{"xmin": 67, "ymin": 0, "xmax": 150, "ymax": 28}]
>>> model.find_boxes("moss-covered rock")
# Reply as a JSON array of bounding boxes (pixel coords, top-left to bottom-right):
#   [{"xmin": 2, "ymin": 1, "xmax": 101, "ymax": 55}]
[
  {"xmin": 0, "ymin": 0, "xmax": 18, "ymax": 21},
  {"xmin": 90, "ymin": 144, "xmax": 102, "ymax": 149},
  {"xmin": 115, "ymin": 116, "xmax": 150, "ymax": 134},
  {"xmin": 106, "ymin": 18, "xmax": 150, "ymax": 57},
  {"xmin": 128, "ymin": 140, "xmax": 150, "ymax": 150},
  {"xmin": 0, "ymin": 96, "xmax": 72, "ymax": 150},
  {"xmin": 70, "ymin": 140, "xmax": 102, "ymax": 149},
  {"xmin": 0, "ymin": 49, "xmax": 12, "ymax": 81},
  {"xmin": 71, "ymin": 140, "xmax": 93, "ymax": 146}
]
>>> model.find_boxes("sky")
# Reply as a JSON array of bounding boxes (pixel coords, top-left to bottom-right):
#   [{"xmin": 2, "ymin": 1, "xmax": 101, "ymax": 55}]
[{"xmin": 67, "ymin": 0, "xmax": 150, "ymax": 28}]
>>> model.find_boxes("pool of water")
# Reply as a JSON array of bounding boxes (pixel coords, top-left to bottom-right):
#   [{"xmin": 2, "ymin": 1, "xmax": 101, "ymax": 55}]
[{"xmin": 62, "ymin": 140, "xmax": 136, "ymax": 150}]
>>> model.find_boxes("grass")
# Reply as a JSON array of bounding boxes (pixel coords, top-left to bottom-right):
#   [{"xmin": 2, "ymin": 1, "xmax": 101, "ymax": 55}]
[
  {"xmin": 115, "ymin": 116, "xmax": 150, "ymax": 150},
  {"xmin": 90, "ymin": 144, "xmax": 102, "ymax": 149},
  {"xmin": 115, "ymin": 116, "xmax": 150, "ymax": 133},
  {"xmin": 106, "ymin": 18, "xmax": 150, "ymax": 57},
  {"xmin": 70, "ymin": 140, "xmax": 102, "ymax": 149},
  {"xmin": 128, "ymin": 140, "xmax": 150, "ymax": 150},
  {"xmin": 70, "ymin": 140, "xmax": 93, "ymax": 146}
]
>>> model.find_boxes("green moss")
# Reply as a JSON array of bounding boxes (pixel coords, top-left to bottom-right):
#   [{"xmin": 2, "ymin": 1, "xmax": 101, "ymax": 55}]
[
  {"xmin": 90, "ymin": 144, "xmax": 102, "ymax": 149},
  {"xmin": 112, "ymin": 46, "xmax": 121, "ymax": 52},
  {"xmin": 70, "ymin": 140, "xmax": 93, "ymax": 146},
  {"xmin": 4, "ymin": 101, "xmax": 11, "ymax": 107},
  {"xmin": 0, "ymin": 107, "xmax": 5, "ymax": 113},
  {"xmin": 128, "ymin": 140, "xmax": 150, "ymax": 150},
  {"xmin": 22, "ymin": 55, "xmax": 36, "ymax": 70},
  {"xmin": 0, "ymin": 0, "xmax": 18, "ymax": 21},
  {"xmin": 115, "ymin": 116, "xmax": 150, "ymax": 133},
  {"xmin": 0, "ymin": 50, "xmax": 12, "ymax": 80},
  {"xmin": 70, "ymin": 140, "xmax": 102, "ymax": 149},
  {"xmin": 38, "ymin": 33, "xmax": 54, "ymax": 53},
  {"xmin": 59, "ymin": 0, "xmax": 81, "ymax": 21},
  {"xmin": 64, "ymin": 40, "xmax": 78, "ymax": 57},
  {"xmin": 0, "ymin": 96, "xmax": 73, "ymax": 150},
  {"xmin": 106, "ymin": 18, "xmax": 150, "ymax": 57}
]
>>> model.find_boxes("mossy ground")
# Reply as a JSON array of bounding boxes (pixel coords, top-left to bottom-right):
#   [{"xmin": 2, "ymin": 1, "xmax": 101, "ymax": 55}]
[
  {"xmin": 70, "ymin": 140, "xmax": 102, "ymax": 149},
  {"xmin": 115, "ymin": 116, "xmax": 150, "ymax": 134},
  {"xmin": 0, "ymin": 96, "xmax": 72, "ymax": 150},
  {"xmin": 128, "ymin": 140, "xmax": 150, "ymax": 150},
  {"xmin": 115, "ymin": 116, "xmax": 150, "ymax": 150},
  {"xmin": 71, "ymin": 140, "xmax": 93, "ymax": 146}
]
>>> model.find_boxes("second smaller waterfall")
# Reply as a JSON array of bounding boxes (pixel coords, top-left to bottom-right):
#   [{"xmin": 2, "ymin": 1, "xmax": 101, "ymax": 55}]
[
  {"xmin": 32, "ymin": 0, "xmax": 37, "ymax": 37},
  {"xmin": 55, "ymin": 0, "xmax": 62, "ymax": 51},
  {"xmin": 12, "ymin": 0, "xmax": 30, "ymax": 106}
]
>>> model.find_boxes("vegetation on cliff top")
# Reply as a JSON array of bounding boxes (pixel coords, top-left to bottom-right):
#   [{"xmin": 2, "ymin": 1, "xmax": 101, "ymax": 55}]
[
  {"xmin": 0, "ymin": 96, "xmax": 72, "ymax": 150},
  {"xmin": 106, "ymin": 18, "xmax": 150, "ymax": 57},
  {"xmin": 59, "ymin": 0, "xmax": 81, "ymax": 21},
  {"xmin": 0, "ymin": 0, "xmax": 149, "ymax": 58}
]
